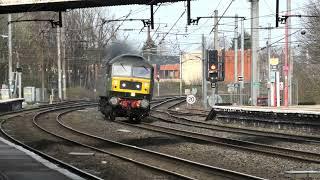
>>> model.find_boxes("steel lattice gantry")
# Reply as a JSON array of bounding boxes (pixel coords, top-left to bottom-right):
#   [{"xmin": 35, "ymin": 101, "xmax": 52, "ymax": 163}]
[{"xmin": 0, "ymin": 0, "xmax": 188, "ymax": 14}]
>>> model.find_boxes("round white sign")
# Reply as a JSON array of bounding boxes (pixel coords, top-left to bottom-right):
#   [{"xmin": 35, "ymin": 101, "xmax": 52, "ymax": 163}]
[{"xmin": 186, "ymin": 95, "xmax": 196, "ymax": 104}]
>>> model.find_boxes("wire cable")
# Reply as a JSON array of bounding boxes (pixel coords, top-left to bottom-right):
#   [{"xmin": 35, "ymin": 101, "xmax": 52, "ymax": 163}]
[
  {"xmin": 209, "ymin": 0, "xmax": 234, "ymax": 34},
  {"xmin": 259, "ymin": 29, "xmax": 301, "ymax": 50},
  {"xmin": 158, "ymin": 9, "xmax": 186, "ymax": 45}
]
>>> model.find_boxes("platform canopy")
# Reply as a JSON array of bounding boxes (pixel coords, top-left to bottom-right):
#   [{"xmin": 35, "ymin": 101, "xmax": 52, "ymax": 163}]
[{"xmin": 0, "ymin": 0, "xmax": 189, "ymax": 14}]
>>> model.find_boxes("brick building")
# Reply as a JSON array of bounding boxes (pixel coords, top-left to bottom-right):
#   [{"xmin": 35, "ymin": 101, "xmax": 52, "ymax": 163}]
[
  {"xmin": 153, "ymin": 49, "xmax": 252, "ymax": 84},
  {"xmin": 224, "ymin": 49, "xmax": 252, "ymax": 83}
]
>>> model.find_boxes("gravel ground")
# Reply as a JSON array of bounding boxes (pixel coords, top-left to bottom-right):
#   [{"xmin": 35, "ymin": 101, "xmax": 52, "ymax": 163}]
[
  {"xmin": 152, "ymin": 100, "xmax": 184, "ymax": 111},
  {"xmin": 177, "ymin": 103, "xmax": 320, "ymax": 137},
  {"xmin": 62, "ymin": 108, "xmax": 320, "ymax": 179},
  {"xmin": 152, "ymin": 111, "xmax": 320, "ymax": 154},
  {"xmin": 1, "ymin": 111, "xmax": 178, "ymax": 180}
]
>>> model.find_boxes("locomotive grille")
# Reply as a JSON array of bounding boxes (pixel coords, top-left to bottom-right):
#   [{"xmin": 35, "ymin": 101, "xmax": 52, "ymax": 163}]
[{"xmin": 119, "ymin": 81, "xmax": 142, "ymax": 90}]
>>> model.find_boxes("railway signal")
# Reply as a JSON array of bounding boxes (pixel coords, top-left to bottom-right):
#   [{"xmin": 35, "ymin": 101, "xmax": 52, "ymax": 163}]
[{"xmin": 207, "ymin": 49, "xmax": 219, "ymax": 83}]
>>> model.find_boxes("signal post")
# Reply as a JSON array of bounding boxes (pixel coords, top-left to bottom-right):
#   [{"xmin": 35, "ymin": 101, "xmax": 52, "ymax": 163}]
[{"xmin": 207, "ymin": 49, "xmax": 224, "ymax": 106}]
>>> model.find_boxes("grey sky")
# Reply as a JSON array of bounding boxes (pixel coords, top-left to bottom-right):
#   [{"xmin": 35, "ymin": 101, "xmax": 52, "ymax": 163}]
[{"xmin": 106, "ymin": 0, "xmax": 308, "ymax": 54}]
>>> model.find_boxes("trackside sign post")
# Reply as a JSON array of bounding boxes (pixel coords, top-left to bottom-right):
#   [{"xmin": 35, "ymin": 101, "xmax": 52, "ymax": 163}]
[{"xmin": 186, "ymin": 95, "xmax": 196, "ymax": 108}]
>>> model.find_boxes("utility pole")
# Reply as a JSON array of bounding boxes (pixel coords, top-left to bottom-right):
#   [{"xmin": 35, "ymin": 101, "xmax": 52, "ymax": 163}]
[
  {"xmin": 41, "ymin": 37, "xmax": 45, "ymax": 101},
  {"xmin": 213, "ymin": 10, "xmax": 219, "ymax": 49},
  {"xmin": 61, "ymin": 12, "xmax": 67, "ymax": 100},
  {"xmin": 147, "ymin": 25, "xmax": 151, "ymax": 62},
  {"xmin": 179, "ymin": 51, "xmax": 183, "ymax": 96},
  {"xmin": 202, "ymin": 34, "xmax": 207, "ymax": 109},
  {"xmin": 57, "ymin": 19, "xmax": 62, "ymax": 101},
  {"xmin": 284, "ymin": 9, "xmax": 289, "ymax": 107},
  {"xmin": 234, "ymin": 14, "xmax": 238, "ymax": 104},
  {"xmin": 276, "ymin": 71, "xmax": 280, "ymax": 107},
  {"xmin": 18, "ymin": 64, "xmax": 21, "ymax": 98},
  {"xmin": 287, "ymin": 0, "xmax": 292, "ymax": 105},
  {"xmin": 8, "ymin": 14, "xmax": 13, "ymax": 98},
  {"xmin": 267, "ymin": 23, "xmax": 274, "ymax": 106},
  {"xmin": 240, "ymin": 17, "xmax": 245, "ymax": 105},
  {"xmin": 250, "ymin": 0, "xmax": 259, "ymax": 106},
  {"xmin": 212, "ymin": 10, "xmax": 218, "ymax": 106}
]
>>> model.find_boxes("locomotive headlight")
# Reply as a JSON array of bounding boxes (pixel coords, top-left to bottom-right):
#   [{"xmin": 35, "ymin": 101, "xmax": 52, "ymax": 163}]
[
  {"xmin": 113, "ymin": 80, "xmax": 118, "ymax": 85},
  {"xmin": 136, "ymin": 84, "xmax": 140, "ymax": 89},
  {"xmin": 144, "ymin": 82, "xmax": 149, "ymax": 88},
  {"xmin": 141, "ymin": 99, "xmax": 149, "ymax": 108},
  {"xmin": 121, "ymin": 83, "xmax": 126, "ymax": 87},
  {"xmin": 109, "ymin": 97, "xmax": 119, "ymax": 106}
]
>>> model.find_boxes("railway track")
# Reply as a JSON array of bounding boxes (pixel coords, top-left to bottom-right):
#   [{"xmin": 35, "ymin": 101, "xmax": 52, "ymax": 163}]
[
  {"xmin": 0, "ymin": 101, "xmax": 101, "ymax": 180},
  {"xmin": 157, "ymin": 110, "xmax": 320, "ymax": 143},
  {"xmin": 1, "ymin": 97, "xmax": 263, "ymax": 179},
  {"xmin": 160, "ymin": 99, "xmax": 320, "ymax": 143},
  {"xmin": 146, "ymin": 98, "xmax": 320, "ymax": 164},
  {"xmin": 0, "ymin": 99, "xmax": 94, "ymax": 118},
  {"xmin": 53, "ymin": 106, "xmax": 263, "ymax": 179},
  {"xmin": 164, "ymin": 100, "xmax": 320, "ymax": 129},
  {"xmin": 6, "ymin": 96, "xmax": 316, "ymax": 179}
]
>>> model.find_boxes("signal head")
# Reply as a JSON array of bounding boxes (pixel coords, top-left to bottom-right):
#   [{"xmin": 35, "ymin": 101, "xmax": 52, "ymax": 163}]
[{"xmin": 210, "ymin": 64, "xmax": 217, "ymax": 71}]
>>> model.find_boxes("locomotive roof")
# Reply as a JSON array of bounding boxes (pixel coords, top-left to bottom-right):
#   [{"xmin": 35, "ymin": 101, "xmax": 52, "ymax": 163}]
[{"xmin": 108, "ymin": 54, "xmax": 153, "ymax": 68}]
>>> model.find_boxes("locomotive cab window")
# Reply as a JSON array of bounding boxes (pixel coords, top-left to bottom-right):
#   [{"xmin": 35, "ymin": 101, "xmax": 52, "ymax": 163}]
[
  {"xmin": 112, "ymin": 64, "xmax": 132, "ymax": 77},
  {"xmin": 133, "ymin": 66, "xmax": 151, "ymax": 79}
]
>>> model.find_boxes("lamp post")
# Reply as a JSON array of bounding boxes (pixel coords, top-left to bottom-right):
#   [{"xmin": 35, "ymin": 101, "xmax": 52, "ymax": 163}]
[
  {"xmin": 8, "ymin": 14, "xmax": 13, "ymax": 98},
  {"xmin": 0, "ymin": 34, "xmax": 10, "ymax": 95},
  {"xmin": 180, "ymin": 51, "xmax": 183, "ymax": 96}
]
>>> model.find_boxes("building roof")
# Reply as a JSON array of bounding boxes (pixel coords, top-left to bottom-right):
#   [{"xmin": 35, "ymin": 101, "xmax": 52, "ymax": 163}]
[
  {"xmin": 149, "ymin": 55, "xmax": 179, "ymax": 65},
  {"xmin": 0, "ymin": 0, "xmax": 188, "ymax": 14}
]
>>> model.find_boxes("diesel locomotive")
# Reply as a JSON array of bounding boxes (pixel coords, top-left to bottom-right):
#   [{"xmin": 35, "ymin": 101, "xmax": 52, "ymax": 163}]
[{"xmin": 99, "ymin": 54, "xmax": 154, "ymax": 122}]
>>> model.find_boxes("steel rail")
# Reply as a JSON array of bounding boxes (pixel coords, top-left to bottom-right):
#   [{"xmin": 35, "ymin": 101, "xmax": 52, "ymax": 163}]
[
  {"xmin": 0, "ymin": 99, "xmax": 94, "ymax": 117},
  {"xmin": 129, "ymin": 118, "xmax": 320, "ymax": 164},
  {"xmin": 0, "ymin": 102, "xmax": 102, "ymax": 180},
  {"xmin": 33, "ymin": 107, "xmax": 195, "ymax": 180},
  {"xmin": 54, "ymin": 109, "xmax": 264, "ymax": 180},
  {"xmin": 147, "ymin": 99, "xmax": 320, "ymax": 164},
  {"xmin": 164, "ymin": 100, "xmax": 320, "ymax": 143},
  {"xmin": 158, "ymin": 109, "xmax": 320, "ymax": 143}
]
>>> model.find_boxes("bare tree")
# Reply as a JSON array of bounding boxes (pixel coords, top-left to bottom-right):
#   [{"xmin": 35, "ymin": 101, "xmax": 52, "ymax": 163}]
[
  {"xmin": 296, "ymin": 0, "xmax": 320, "ymax": 103},
  {"xmin": 0, "ymin": 8, "xmax": 120, "ymax": 95},
  {"xmin": 64, "ymin": 8, "xmax": 118, "ymax": 89}
]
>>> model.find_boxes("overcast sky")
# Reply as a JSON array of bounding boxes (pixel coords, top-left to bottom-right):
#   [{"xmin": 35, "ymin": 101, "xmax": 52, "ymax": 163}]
[{"xmin": 105, "ymin": 0, "xmax": 308, "ymax": 54}]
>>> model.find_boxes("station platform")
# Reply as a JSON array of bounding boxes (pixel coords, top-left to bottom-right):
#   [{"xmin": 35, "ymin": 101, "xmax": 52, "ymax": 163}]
[
  {"xmin": 0, "ymin": 98, "xmax": 24, "ymax": 112},
  {"xmin": 212, "ymin": 105, "xmax": 320, "ymax": 115},
  {"xmin": 207, "ymin": 105, "xmax": 320, "ymax": 123},
  {"xmin": 0, "ymin": 137, "xmax": 83, "ymax": 180}
]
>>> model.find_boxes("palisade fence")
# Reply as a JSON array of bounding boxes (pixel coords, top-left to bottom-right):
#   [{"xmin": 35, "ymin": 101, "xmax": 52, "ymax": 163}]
[
  {"xmin": 152, "ymin": 81, "xmax": 299, "ymax": 106},
  {"xmin": 217, "ymin": 94, "xmax": 250, "ymax": 105}
]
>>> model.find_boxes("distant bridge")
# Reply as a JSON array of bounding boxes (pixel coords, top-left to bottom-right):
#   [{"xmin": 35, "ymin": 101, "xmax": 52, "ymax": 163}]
[{"xmin": 0, "ymin": 0, "xmax": 188, "ymax": 14}]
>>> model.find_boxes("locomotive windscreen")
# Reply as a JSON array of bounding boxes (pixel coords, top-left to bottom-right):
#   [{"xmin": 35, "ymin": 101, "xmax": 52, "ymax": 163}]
[
  {"xmin": 132, "ymin": 66, "xmax": 151, "ymax": 78},
  {"xmin": 112, "ymin": 64, "xmax": 151, "ymax": 78}
]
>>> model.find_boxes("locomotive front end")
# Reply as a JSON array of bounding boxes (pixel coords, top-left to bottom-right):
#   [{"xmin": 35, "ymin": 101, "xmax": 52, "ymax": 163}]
[{"xmin": 99, "ymin": 55, "xmax": 154, "ymax": 123}]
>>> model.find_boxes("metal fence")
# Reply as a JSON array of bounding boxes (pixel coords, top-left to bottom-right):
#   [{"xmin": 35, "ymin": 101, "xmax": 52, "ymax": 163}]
[
  {"xmin": 217, "ymin": 93, "xmax": 250, "ymax": 105},
  {"xmin": 152, "ymin": 81, "xmax": 300, "ymax": 106}
]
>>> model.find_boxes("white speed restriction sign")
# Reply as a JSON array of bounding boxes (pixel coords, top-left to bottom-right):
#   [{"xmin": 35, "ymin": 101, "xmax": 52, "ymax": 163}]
[{"xmin": 186, "ymin": 95, "xmax": 196, "ymax": 104}]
